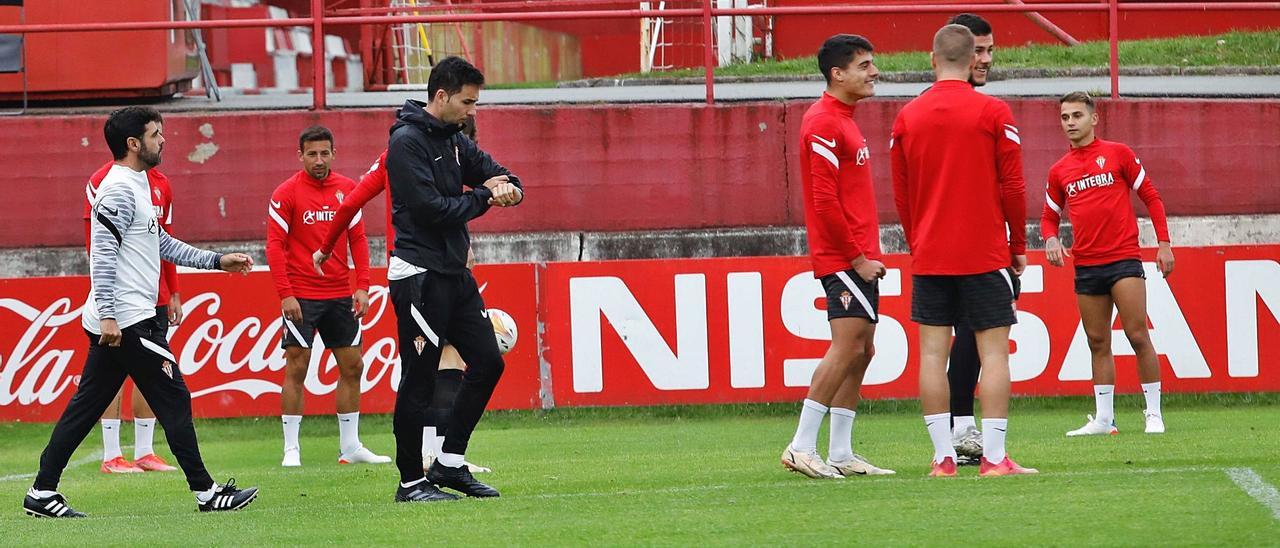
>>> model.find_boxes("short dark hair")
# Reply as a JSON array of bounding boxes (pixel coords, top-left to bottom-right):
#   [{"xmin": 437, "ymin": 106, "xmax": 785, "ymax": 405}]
[
  {"xmin": 1060, "ymin": 91, "xmax": 1096, "ymax": 111},
  {"xmin": 817, "ymin": 34, "xmax": 874, "ymax": 84},
  {"xmin": 947, "ymin": 13, "xmax": 992, "ymax": 36},
  {"xmin": 428, "ymin": 56, "xmax": 486, "ymax": 98},
  {"xmin": 104, "ymin": 106, "xmax": 163, "ymax": 161},
  {"xmin": 298, "ymin": 125, "xmax": 334, "ymax": 151}
]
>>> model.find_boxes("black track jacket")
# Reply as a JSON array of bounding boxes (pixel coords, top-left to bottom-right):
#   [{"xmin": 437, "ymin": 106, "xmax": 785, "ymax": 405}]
[{"xmin": 387, "ymin": 100, "xmax": 523, "ymax": 274}]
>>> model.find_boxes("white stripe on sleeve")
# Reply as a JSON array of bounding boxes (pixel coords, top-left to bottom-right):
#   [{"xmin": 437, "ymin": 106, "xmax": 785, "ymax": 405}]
[{"xmin": 810, "ymin": 142, "xmax": 839, "ymax": 170}]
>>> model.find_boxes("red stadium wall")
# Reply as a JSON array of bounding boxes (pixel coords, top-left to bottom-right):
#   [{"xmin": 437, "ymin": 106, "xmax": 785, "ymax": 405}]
[
  {"xmin": 2, "ymin": 245, "xmax": 1278, "ymax": 421},
  {"xmin": 769, "ymin": 0, "xmax": 1280, "ymax": 59},
  {"xmin": 1, "ymin": 99, "xmax": 1277, "ymax": 248}
]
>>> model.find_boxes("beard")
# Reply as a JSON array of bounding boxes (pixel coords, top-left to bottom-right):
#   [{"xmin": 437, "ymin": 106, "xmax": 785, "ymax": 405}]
[{"xmin": 139, "ymin": 145, "xmax": 163, "ymax": 169}]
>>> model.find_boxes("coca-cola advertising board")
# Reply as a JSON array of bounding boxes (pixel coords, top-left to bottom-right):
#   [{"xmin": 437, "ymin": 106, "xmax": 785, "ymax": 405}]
[{"xmin": 0, "ymin": 264, "xmax": 542, "ymax": 422}]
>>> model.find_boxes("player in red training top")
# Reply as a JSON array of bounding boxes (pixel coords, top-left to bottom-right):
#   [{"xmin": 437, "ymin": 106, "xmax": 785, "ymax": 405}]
[
  {"xmin": 779, "ymin": 34, "xmax": 894, "ymax": 480},
  {"xmin": 84, "ymin": 162, "xmax": 180, "ymax": 474},
  {"xmin": 312, "ymin": 117, "xmax": 491, "ymax": 474},
  {"xmin": 266, "ymin": 125, "xmax": 389, "ymax": 467},
  {"xmin": 891, "ymin": 25, "xmax": 1035, "ymax": 477},
  {"xmin": 1043, "ymin": 91, "xmax": 1174, "ymax": 437}
]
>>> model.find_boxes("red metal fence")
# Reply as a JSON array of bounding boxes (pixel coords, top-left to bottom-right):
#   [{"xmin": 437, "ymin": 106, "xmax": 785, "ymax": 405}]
[{"xmin": 0, "ymin": 0, "xmax": 1276, "ymax": 108}]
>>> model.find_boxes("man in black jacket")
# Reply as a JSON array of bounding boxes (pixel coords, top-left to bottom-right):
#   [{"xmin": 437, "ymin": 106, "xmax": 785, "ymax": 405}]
[{"xmin": 385, "ymin": 56, "xmax": 523, "ymax": 502}]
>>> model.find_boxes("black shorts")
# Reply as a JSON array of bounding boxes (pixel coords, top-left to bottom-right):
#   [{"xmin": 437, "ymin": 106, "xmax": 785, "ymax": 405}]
[
  {"xmin": 820, "ymin": 270, "xmax": 879, "ymax": 323},
  {"xmin": 911, "ymin": 269, "xmax": 1018, "ymax": 330},
  {"xmin": 281, "ymin": 297, "xmax": 361, "ymax": 349},
  {"xmin": 1074, "ymin": 259, "xmax": 1145, "ymax": 295}
]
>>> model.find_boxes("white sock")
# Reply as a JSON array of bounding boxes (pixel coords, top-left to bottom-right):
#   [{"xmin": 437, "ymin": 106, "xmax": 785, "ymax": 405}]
[
  {"xmin": 828, "ymin": 408, "xmax": 856, "ymax": 463},
  {"xmin": 400, "ymin": 478, "xmax": 426, "ymax": 489},
  {"xmin": 282, "ymin": 415, "xmax": 302, "ymax": 451},
  {"xmin": 337, "ymin": 412, "xmax": 361, "ymax": 455},
  {"xmin": 194, "ymin": 483, "xmax": 218, "ymax": 503},
  {"xmin": 437, "ymin": 452, "xmax": 465, "ymax": 468},
  {"xmin": 924, "ymin": 413, "xmax": 956, "ymax": 463},
  {"xmin": 133, "ymin": 418, "xmax": 156, "ymax": 459},
  {"xmin": 1094, "ymin": 384, "xmax": 1115, "ymax": 426},
  {"xmin": 29, "ymin": 488, "xmax": 58, "ymax": 499},
  {"xmin": 1141, "ymin": 382, "xmax": 1162, "ymax": 416},
  {"xmin": 422, "ymin": 426, "xmax": 437, "ymax": 456},
  {"xmin": 982, "ymin": 418, "xmax": 1008, "ymax": 464},
  {"xmin": 790, "ymin": 399, "xmax": 828, "ymax": 453},
  {"xmin": 101, "ymin": 419, "xmax": 123, "ymax": 461},
  {"xmin": 952, "ymin": 415, "xmax": 977, "ymax": 437}
]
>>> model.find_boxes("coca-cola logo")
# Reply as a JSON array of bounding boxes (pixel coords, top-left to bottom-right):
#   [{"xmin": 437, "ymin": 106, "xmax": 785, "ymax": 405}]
[
  {"xmin": 0, "ymin": 286, "xmax": 407, "ymax": 412},
  {"xmin": 175, "ymin": 286, "xmax": 402, "ymax": 400},
  {"xmin": 0, "ymin": 297, "xmax": 81, "ymax": 406}
]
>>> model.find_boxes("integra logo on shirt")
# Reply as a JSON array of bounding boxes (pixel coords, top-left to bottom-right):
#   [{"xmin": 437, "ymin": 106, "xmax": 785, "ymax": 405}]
[
  {"xmin": 302, "ymin": 210, "xmax": 337, "ymax": 225},
  {"xmin": 1066, "ymin": 171, "xmax": 1115, "ymax": 197}
]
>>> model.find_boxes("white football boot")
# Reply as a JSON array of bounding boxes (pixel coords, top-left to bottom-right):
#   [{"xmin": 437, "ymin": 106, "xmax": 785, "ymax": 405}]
[
  {"xmin": 781, "ymin": 445, "xmax": 841, "ymax": 479},
  {"xmin": 282, "ymin": 447, "xmax": 302, "ymax": 467},
  {"xmin": 1144, "ymin": 411, "xmax": 1166, "ymax": 434},
  {"xmin": 827, "ymin": 454, "xmax": 896, "ymax": 476},
  {"xmin": 1066, "ymin": 415, "xmax": 1118, "ymax": 437},
  {"xmin": 339, "ymin": 445, "xmax": 392, "ymax": 464}
]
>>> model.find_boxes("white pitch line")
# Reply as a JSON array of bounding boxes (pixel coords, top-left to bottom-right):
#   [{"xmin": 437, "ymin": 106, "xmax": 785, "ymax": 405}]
[
  {"xmin": 0, "ymin": 449, "xmax": 110, "ymax": 483},
  {"xmin": 1225, "ymin": 467, "xmax": 1280, "ymax": 520}
]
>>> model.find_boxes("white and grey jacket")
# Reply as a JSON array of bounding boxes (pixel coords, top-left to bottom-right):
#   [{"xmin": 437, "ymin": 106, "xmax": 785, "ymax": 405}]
[{"xmin": 82, "ymin": 164, "xmax": 222, "ymax": 334}]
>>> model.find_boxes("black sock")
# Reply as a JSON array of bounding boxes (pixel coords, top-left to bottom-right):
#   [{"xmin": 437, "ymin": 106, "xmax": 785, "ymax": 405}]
[{"xmin": 431, "ymin": 369, "xmax": 464, "ymax": 437}]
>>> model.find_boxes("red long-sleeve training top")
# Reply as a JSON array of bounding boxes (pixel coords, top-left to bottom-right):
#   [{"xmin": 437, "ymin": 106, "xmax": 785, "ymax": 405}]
[
  {"xmin": 1041, "ymin": 138, "xmax": 1170, "ymax": 266},
  {"xmin": 891, "ymin": 80, "xmax": 1027, "ymax": 275},
  {"xmin": 266, "ymin": 170, "xmax": 371, "ymax": 300},
  {"xmin": 799, "ymin": 92, "xmax": 882, "ymax": 278}
]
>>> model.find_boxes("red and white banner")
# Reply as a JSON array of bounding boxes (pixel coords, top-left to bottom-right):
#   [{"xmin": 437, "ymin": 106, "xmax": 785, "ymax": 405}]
[
  {"xmin": 2, "ymin": 245, "xmax": 1278, "ymax": 422},
  {"xmin": 0, "ymin": 265, "xmax": 542, "ymax": 422},
  {"xmin": 540, "ymin": 245, "xmax": 1280, "ymax": 406}
]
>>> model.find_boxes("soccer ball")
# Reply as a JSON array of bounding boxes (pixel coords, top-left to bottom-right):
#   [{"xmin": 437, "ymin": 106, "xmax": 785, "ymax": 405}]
[{"xmin": 488, "ymin": 308, "xmax": 517, "ymax": 354}]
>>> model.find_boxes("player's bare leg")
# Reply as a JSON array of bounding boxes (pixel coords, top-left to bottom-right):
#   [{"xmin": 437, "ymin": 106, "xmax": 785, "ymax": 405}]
[
  {"xmin": 783, "ymin": 317, "xmax": 874, "ymax": 479},
  {"xmin": 824, "ymin": 327, "xmax": 894, "ymax": 476},
  {"xmin": 918, "ymin": 325, "xmax": 957, "ymax": 476},
  {"xmin": 974, "ymin": 325, "xmax": 1036, "ymax": 476},
  {"xmin": 1112, "ymin": 277, "xmax": 1164, "ymax": 432},
  {"xmin": 1067, "ymin": 293, "xmax": 1120, "ymax": 436},
  {"xmin": 334, "ymin": 346, "xmax": 391, "ymax": 464},
  {"xmin": 280, "ymin": 346, "xmax": 309, "ymax": 466}
]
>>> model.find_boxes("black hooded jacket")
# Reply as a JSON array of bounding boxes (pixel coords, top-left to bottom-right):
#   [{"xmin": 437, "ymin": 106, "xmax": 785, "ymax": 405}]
[{"xmin": 386, "ymin": 100, "xmax": 522, "ymax": 274}]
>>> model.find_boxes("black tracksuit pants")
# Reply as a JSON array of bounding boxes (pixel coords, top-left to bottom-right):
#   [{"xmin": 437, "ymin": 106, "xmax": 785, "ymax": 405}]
[
  {"xmin": 34, "ymin": 316, "xmax": 214, "ymax": 492},
  {"xmin": 391, "ymin": 270, "xmax": 505, "ymax": 483}
]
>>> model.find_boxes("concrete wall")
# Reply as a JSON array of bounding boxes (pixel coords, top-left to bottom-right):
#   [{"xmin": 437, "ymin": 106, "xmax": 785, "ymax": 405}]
[{"xmin": 6, "ymin": 214, "xmax": 1277, "ymax": 279}]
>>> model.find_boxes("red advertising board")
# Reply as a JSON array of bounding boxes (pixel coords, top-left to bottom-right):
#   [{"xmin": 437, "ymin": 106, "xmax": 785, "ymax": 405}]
[
  {"xmin": 540, "ymin": 245, "xmax": 1280, "ymax": 407},
  {"xmin": 0, "ymin": 264, "xmax": 542, "ymax": 422},
  {"xmin": 3, "ymin": 245, "xmax": 1279, "ymax": 422}
]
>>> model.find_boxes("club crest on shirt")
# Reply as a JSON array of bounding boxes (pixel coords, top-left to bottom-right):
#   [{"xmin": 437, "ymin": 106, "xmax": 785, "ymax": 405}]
[
  {"xmin": 414, "ymin": 336, "xmax": 426, "ymax": 355},
  {"xmin": 335, "ymin": 190, "xmax": 344, "ymax": 203},
  {"xmin": 839, "ymin": 291, "xmax": 853, "ymax": 310},
  {"xmin": 153, "ymin": 188, "xmax": 163, "ymax": 200},
  {"xmin": 1096, "ymin": 155, "xmax": 1106, "ymax": 169},
  {"xmin": 161, "ymin": 361, "xmax": 174, "ymax": 379}
]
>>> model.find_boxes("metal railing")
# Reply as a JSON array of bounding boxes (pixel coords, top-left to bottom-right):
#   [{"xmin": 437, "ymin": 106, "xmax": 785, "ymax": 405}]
[{"xmin": 0, "ymin": 0, "xmax": 1276, "ymax": 108}]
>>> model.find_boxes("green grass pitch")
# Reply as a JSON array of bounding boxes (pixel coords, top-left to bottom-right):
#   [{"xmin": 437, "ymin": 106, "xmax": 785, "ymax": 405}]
[{"xmin": 2, "ymin": 394, "xmax": 1277, "ymax": 545}]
